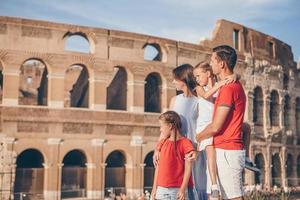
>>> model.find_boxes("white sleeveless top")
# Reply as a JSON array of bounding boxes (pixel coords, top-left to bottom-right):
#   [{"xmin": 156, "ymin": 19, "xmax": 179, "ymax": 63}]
[
  {"xmin": 196, "ymin": 87, "xmax": 215, "ymax": 133},
  {"xmin": 196, "ymin": 97, "xmax": 214, "ymax": 132},
  {"xmin": 172, "ymin": 94, "xmax": 198, "ymax": 145}
]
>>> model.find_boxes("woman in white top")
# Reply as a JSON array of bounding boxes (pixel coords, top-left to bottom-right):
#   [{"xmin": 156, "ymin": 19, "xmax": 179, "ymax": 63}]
[{"xmin": 169, "ymin": 64, "xmax": 199, "ymax": 200}]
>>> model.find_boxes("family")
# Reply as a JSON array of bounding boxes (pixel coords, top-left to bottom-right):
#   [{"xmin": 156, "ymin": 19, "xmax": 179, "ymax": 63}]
[{"xmin": 151, "ymin": 45, "xmax": 253, "ymax": 200}]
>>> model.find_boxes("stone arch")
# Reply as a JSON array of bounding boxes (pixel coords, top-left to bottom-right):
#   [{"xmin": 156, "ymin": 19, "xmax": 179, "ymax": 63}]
[
  {"xmin": 143, "ymin": 151, "xmax": 154, "ymax": 192},
  {"xmin": 283, "ymin": 95, "xmax": 291, "ymax": 129},
  {"xmin": 270, "ymin": 90, "xmax": 280, "ymax": 127},
  {"xmin": 143, "ymin": 43, "xmax": 165, "ymax": 62},
  {"xmin": 64, "ymin": 64, "xmax": 89, "ymax": 108},
  {"xmin": 286, "ymin": 153, "xmax": 293, "ymax": 186},
  {"xmin": 254, "ymin": 153, "xmax": 265, "ymax": 185},
  {"xmin": 107, "ymin": 66, "xmax": 128, "ymax": 110},
  {"xmin": 63, "ymin": 32, "xmax": 94, "ymax": 54},
  {"xmin": 105, "ymin": 150, "xmax": 126, "ymax": 197},
  {"xmin": 296, "ymin": 97, "xmax": 300, "ymax": 144},
  {"xmin": 144, "ymin": 72, "xmax": 162, "ymax": 113},
  {"xmin": 272, "ymin": 153, "xmax": 281, "ymax": 187},
  {"xmin": 253, "ymin": 86, "xmax": 264, "ymax": 126},
  {"xmin": 14, "ymin": 149, "xmax": 45, "ymax": 199},
  {"xmin": 61, "ymin": 149, "xmax": 88, "ymax": 199},
  {"xmin": 18, "ymin": 58, "xmax": 48, "ymax": 106}
]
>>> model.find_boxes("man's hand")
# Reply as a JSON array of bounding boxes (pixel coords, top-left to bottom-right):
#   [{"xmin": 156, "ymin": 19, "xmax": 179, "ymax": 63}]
[
  {"xmin": 196, "ymin": 133, "xmax": 203, "ymax": 143},
  {"xmin": 185, "ymin": 151, "xmax": 197, "ymax": 161},
  {"xmin": 153, "ymin": 149, "xmax": 160, "ymax": 167}
]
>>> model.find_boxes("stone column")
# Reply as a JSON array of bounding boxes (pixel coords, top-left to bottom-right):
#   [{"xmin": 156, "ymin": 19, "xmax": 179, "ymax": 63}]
[
  {"xmin": 2, "ymin": 67, "xmax": 20, "ymax": 106},
  {"xmin": 101, "ymin": 163, "xmax": 107, "ymax": 199},
  {"xmin": 44, "ymin": 138, "xmax": 62, "ymax": 200},
  {"xmin": 290, "ymin": 101, "xmax": 296, "ymax": 143},
  {"xmin": 125, "ymin": 163, "xmax": 134, "ymax": 199},
  {"xmin": 265, "ymin": 143, "xmax": 272, "ymax": 189},
  {"xmin": 89, "ymin": 76, "xmax": 107, "ymax": 110},
  {"xmin": 280, "ymin": 147, "xmax": 287, "ymax": 189},
  {"xmin": 279, "ymin": 98, "xmax": 284, "ymax": 129},
  {"xmin": 85, "ymin": 163, "xmax": 96, "ymax": 198},
  {"xmin": 47, "ymin": 72, "xmax": 65, "ymax": 108},
  {"xmin": 0, "ymin": 137, "xmax": 16, "ymax": 200},
  {"xmin": 87, "ymin": 139, "xmax": 106, "ymax": 199},
  {"xmin": 127, "ymin": 79, "xmax": 146, "ymax": 113},
  {"xmin": 246, "ymin": 90, "xmax": 254, "ymax": 123},
  {"xmin": 128, "ymin": 136, "xmax": 144, "ymax": 198},
  {"xmin": 264, "ymin": 94, "xmax": 271, "ymax": 135},
  {"xmin": 140, "ymin": 163, "xmax": 146, "ymax": 193}
]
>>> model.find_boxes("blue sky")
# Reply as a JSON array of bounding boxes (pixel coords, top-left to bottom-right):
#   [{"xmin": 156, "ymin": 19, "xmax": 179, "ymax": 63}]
[{"xmin": 1, "ymin": 0, "xmax": 300, "ymax": 63}]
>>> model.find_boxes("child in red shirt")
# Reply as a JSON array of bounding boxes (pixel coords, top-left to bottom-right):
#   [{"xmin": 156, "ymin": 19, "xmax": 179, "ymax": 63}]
[{"xmin": 151, "ymin": 111, "xmax": 195, "ymax": 200}]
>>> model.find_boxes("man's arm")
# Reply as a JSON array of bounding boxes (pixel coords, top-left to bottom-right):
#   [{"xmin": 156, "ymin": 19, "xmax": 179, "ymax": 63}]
[{"xmin": 196, "ymin": 105, "xmax": 231, "ymax": 142}]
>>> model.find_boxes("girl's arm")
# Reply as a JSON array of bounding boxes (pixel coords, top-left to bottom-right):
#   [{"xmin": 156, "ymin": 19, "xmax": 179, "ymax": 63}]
[
  {"xmin": 195, "ymin": 73, "xmax": 240, "ymax": 100},
  {"xmin": 177, "ymin": 154, "xmax": 192, "ymax": 200},
  {"xmin": 151, "ymin": 165, "xmax": 159, "ymax": 200},
  {"xmin": 195, "ymin": 83, "xmax": 220, "ymax": 100}
]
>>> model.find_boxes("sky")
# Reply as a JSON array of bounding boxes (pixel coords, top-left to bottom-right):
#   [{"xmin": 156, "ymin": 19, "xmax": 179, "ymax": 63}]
[{"xmin": 1, "ymin": 0, "xmax": 300, "ymax": 63}]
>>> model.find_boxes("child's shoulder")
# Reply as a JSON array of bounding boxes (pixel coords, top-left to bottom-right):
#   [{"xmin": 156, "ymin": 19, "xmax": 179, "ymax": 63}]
[
  {"xmin": 178, "ymin": 137, "xmax": 193, "ymax": 146},
  {"xmin": 178, "ymin": 137, "xmax": 194, "ymax": 153}
]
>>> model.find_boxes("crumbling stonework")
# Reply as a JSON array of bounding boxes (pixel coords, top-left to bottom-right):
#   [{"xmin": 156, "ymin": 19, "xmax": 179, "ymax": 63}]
[{"xmin": 0, "ymin": 16, "xmax": 299, "ymax": 199}]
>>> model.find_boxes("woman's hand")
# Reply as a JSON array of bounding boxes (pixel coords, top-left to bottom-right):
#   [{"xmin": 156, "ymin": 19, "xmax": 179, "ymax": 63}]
[{"xmin": 185, "ymin": 150, "xmax": 197, "ymax": 161}]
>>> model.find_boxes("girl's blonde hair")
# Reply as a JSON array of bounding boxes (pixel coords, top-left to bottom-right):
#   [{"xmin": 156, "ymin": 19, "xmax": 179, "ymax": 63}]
[
  {"xmin": 159, "ymin": 111, "xmax": 182, "ymax": 156},
  {"xmin": 194, "ymin": 61, "xmax": 217, "ymax": 81}
]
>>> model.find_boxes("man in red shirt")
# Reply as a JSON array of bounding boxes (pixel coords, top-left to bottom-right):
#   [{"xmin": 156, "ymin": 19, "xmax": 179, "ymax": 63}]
[{"xmin": 196, "ymin": 45, "xmax": 246, "ymax": 200}]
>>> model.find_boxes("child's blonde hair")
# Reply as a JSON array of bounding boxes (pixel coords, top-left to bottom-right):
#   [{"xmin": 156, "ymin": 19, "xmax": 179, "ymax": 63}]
[
  {"xmin": 194, "ymin": 61, "xmax": 217, "ymax": 81},
  {"xmin": 159, "ymin": 111, "xmax": 182, "ymax": 156}
]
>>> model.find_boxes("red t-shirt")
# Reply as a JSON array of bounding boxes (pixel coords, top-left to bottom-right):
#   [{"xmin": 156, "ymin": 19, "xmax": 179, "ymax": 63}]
[
  {"xmin": 213, "ymin": 81, "xmax": 246, "ymax": 150},
  {"xmin": 156, "ymin": 137, "xmax": 194, "ymax": 187}
]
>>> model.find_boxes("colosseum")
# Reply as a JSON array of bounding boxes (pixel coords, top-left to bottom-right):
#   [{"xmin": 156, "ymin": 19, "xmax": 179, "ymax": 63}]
[{"xmin": 0, "ymin": 16, "xmax": 299, "ymax": 200}]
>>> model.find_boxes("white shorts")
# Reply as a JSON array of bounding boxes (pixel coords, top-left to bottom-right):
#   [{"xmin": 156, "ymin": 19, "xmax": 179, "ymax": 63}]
[
  {"xmin": 155, "ymin": 186, "xmax": 189, "ymax": 200},
  {"xmin": 197, "ymin": 137, "xmax": 213, "ymax": 151},
  {"xmin": 215, "ymin": 148, "xmax": 245, "ymax": 199}
]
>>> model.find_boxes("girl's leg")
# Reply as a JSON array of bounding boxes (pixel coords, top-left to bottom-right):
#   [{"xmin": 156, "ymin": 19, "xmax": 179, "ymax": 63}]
[
  {"xmin": 206, "ymin": 145, "xmax": 219, "ymax": 200},
  {"xmin": 206, "ymin": 145, "xmax": 217, "ymax": 186}
]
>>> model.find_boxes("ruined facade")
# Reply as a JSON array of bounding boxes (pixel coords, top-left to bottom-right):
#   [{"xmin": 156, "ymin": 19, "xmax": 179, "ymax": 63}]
[{"xmin": 0, "ymin": 16, "xmax": 299, "ymax": 200}]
